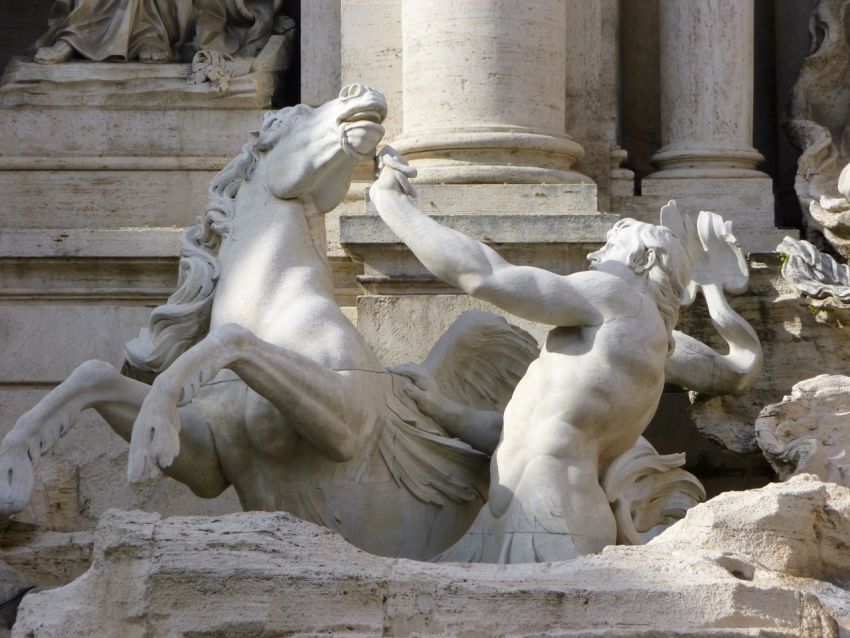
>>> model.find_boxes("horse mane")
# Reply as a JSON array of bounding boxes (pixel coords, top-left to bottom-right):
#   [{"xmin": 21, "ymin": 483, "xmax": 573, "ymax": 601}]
[
  {"xmin": 124, "ymin": 143, "xmax": 260, "ymax": 374},
  {"xmin": 122, "ymin": 101, "xmax": 335, "ymax": 375}
]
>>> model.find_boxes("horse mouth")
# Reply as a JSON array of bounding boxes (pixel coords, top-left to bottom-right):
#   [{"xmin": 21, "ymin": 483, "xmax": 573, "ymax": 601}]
[
  {"xmin": 337, "ymin": 96, "xmax": 388, "ymax": 127},
  {"xmin": 341, "ymin": 110, "xmax": 384, "ymax": 125}
]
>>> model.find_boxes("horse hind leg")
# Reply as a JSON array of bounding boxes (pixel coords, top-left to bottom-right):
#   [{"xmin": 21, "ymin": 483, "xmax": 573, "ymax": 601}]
[{"xmin": 0, "ymin": 360, "xmax": 143, "ymax": 516}]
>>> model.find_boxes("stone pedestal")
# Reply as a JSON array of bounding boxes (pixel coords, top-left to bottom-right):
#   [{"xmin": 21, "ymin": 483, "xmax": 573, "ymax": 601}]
[{"xmin": 636, "ymin": 178, "xmax": 784, "ymax": 254}]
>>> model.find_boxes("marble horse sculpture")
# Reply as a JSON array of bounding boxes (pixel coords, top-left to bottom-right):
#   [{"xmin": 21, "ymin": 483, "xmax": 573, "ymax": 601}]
[
  {"xmin": 371, "ymin": 149, "xmax": 763, "ymax": 562},
  {"xmin": 0, "ymin": 85, "xmax": 542, "ymax": 560}
]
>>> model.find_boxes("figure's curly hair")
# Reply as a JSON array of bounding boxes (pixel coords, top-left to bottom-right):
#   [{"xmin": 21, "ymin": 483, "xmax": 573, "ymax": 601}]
[
  {"xmin": 608, "ymin": 219, "xmax": 692, "ymax": 355},
  {"xmin": 124, "ymin": 108, "xmax": 295, "ymax": 374}
]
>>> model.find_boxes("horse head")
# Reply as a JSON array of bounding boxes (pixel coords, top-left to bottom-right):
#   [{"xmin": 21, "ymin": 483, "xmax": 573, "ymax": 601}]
[
  {"xmin": 254, "ymin": 83, "xmax": 387, "ymax": 213},
  {"xmin": 124, "ymin": 85, "xmax": 386, "ymax": 375}
]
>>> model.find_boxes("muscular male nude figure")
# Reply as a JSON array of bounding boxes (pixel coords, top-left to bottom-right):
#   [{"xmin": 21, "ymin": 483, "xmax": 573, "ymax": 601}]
[{"xmin": 370, "ymin": 149, "xmax": 753, "ymax": 563}]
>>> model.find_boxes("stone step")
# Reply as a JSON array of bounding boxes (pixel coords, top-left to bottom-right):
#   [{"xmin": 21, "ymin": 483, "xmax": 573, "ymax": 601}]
[
  {"xmin": 0, "ymin": 171, "xmax": 216, "ymax": 228},
  {"xmin": 0, "ymin": 108, "xmax": 261, "ymax": 159}
]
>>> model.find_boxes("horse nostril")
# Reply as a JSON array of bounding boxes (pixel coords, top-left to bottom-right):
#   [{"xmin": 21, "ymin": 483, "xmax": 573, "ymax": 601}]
[{"xmin": 339, "ymin": 83, "xmax": 363, "ymax": 100}]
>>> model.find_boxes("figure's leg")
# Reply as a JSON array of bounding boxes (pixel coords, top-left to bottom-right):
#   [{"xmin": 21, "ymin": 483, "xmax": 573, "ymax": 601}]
[
  {"xmin": 129, "ymin": 323, "xmax": 384, "ymax": 482},
  {"xmin": 0, "ymin": 360, "xmax": 228, "ymax": 516}
]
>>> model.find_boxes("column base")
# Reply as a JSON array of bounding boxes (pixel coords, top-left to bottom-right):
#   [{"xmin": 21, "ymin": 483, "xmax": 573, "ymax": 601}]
[
  {"xmin": 391, "ymin": 128, "xmax": 591, "ymax": 184},
  {"xmin": 650, "ymin": 146, "xmax": 767, "ymax": 180}
]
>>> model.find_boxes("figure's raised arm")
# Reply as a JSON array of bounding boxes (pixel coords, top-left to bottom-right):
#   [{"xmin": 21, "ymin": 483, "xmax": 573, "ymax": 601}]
[
  {"xmin": 663, "ymin": 209, "xmax": 762, "ymax": 395},
  {"xmin": 369, "ymin": 149, "xmax": 602, "ymax": 326}
]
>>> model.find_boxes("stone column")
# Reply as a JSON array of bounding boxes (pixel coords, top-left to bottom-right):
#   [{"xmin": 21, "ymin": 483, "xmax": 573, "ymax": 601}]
[
  {"xmin": 393, "ymin": 0, "xmax": 589, "ymax": 184},
  {"xmin": 651, "ymin": 0, "xmax": 765, "ymax": 178},
  {"xmin": 342, "ymin": 0, "xmax": 616, "ymax": 367}
]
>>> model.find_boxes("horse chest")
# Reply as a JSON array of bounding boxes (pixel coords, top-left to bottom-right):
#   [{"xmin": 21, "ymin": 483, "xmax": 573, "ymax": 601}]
[{"xmin": 212, "ymin": 221, "xmax": 336, "ymax": 331}]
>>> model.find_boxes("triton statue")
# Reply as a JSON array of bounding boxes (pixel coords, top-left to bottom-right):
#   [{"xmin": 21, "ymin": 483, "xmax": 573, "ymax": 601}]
[{"xmin": 371, "ymin": 149, "xmax": 763, "ymax": 562}]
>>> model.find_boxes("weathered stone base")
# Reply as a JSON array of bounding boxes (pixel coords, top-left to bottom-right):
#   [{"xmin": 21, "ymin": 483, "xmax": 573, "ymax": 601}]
[{"xmin": 14, "ymin": 476, "xmax": 850, "ymax": 637}]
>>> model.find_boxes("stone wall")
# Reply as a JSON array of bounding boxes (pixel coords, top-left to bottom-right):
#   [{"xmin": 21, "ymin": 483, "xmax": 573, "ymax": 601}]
[{"xmin": 0, "ymin": 3, "xmax": 301, "ymax": 534}]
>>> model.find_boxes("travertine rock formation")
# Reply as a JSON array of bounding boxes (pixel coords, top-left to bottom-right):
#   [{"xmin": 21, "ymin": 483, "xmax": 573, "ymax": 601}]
[
  {"xmin": 756, "ymin": 375, "xmax": 850, "ymax": 483},
  {"xmin": 787, "ymin": 0, "xmax": 850, "ymax": 254},
  {"xmin": 651, "ymin": 474, "xmax": 850, "ymax": 584},
  {"xmin": 14, "ymin": 477, "xmax": 850, "ymax": 637}
]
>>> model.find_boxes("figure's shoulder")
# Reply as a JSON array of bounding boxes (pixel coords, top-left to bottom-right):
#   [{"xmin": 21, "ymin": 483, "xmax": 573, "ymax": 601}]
[
  {"xmin": 566, "ymin": 270, "xmax": 637, "ymax": 296},
  {"xmin": 565, "ymin": 270, "xmax": 642, "ymax": 314}
]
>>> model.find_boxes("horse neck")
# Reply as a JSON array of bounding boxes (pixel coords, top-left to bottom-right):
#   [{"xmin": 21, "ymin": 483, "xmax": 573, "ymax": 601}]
[
  {"xmin": 211, "ymin": 173, "xmax": 341, "ymax": 325},
  {"xmin": 231, "ymin": 176, "xmax": 326, "ymax": 261}
]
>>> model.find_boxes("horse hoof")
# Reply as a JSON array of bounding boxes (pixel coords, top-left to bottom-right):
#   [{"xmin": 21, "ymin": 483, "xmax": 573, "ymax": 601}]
[
  {"xmin": 0, "ymin": 446, "xmax": 34, "ymax": 516},
  {"xmin": 128, "ymin": 399, "xmax": 181, "ymax": 481},
  {"xmin": 127, "ymin": 448, "xmax": 163, "ymax": 483}
]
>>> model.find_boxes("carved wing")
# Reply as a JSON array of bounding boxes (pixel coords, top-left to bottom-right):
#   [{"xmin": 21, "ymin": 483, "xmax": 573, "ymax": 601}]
[
  {"xmin": 414, "ymin": 309, "xmax": 539, "ymax": 412},
  {"xmin": 379, "ymin": 379, "xmax": 490, "ymax": 506},
  {"xmin": 378, "ymin": 310, "xmax": 538, "ymax": 506}
]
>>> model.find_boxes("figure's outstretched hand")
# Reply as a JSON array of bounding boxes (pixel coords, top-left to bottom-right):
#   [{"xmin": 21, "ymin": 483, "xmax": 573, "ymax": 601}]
[
  {"xmin": 392, "ymin": 363, "xmax": 445, "ymax": 420},
  {"xmin": 372, "ymin": 147, "xmax": 417, "ymax": 198}
]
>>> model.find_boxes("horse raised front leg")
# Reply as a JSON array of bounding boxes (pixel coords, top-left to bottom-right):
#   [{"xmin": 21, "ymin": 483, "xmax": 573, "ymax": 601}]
[
  {"xmin": 129, "ymin": 323, "xmax": 384, "ymax": 482},
  {"xmin": 0, "ymin": 360, "xmax": 228, "ymax": 515}
]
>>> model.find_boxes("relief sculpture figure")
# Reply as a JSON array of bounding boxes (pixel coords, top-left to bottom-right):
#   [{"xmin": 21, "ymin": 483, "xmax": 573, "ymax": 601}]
[
  {"xmin": 371, "ymin": 149, "xmax": 764, "ymax": 563},
  {"xmin": 33, "ymin": 0, "xmax": 286, "ymax": 64}
]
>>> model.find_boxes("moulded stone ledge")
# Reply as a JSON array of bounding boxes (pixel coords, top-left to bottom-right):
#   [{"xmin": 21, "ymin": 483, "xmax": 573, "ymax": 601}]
[{"xmin": 340, "ymin": 213, "xmax": 619, "ymax": 247}]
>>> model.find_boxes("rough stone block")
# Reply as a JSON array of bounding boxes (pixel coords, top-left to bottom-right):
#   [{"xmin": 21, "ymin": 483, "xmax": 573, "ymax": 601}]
[{"xmin": 12, "ymin": 502, "xmax": 845, "ymax": 636}]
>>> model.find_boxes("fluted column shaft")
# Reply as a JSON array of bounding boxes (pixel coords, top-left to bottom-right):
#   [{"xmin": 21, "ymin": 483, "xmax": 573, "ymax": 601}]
[
  {"xmin": 652, "ymin": 0, "xmax": 765, "ymax": 178},
  {"xmin": 395, "ymin": 0, "xmax": 589, "ymax": 184}
]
